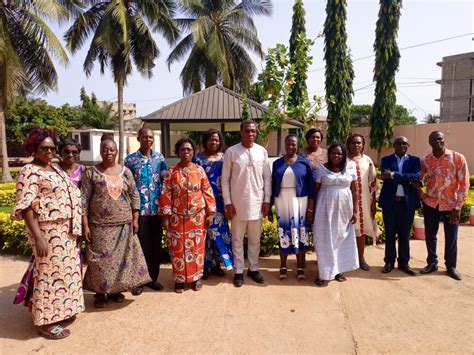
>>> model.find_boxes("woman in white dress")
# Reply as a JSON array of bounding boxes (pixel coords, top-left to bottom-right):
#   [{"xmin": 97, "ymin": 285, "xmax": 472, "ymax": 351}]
[
  {"xmin": 346, "ymin": 133, "xmax": 379, "ymax": 271},
  {"xmin": 313, "ymin": 144, "xmax": 359, "ymax": 286}
]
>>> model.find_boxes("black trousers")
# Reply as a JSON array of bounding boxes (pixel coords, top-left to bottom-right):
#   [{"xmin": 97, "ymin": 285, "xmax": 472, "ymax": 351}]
[
  {"xmin": 138, "ymin": 215, "xmax": 163, "ymax": 282},
  {"xmin": 382, "ymin": 200, "xmax": 415, "ymax": 266},
  {"xmin": 423, "ymin": 203, "xmax": 458, "ymax": 268}
]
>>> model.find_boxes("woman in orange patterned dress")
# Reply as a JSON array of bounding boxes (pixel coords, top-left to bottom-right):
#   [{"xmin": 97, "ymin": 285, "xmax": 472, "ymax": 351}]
[
  {"xmin": 12, "ymin": 128, "xmax": 84, "ymax": 340},
  {"xmin": 160, "ymin": 138, "xmax": 216, "ymax": 293}
]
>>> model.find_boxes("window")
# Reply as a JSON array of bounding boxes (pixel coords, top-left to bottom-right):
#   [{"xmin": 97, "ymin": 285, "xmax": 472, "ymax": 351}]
[{"xmin": 80, "ymin": 133, "xmax": 91, "ymax": 151}]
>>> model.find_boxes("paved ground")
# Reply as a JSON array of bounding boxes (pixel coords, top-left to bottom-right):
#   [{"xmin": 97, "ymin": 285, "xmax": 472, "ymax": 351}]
[{"xmin": 1, "ymin": 225, "xmax": 473, "ymax": 354}]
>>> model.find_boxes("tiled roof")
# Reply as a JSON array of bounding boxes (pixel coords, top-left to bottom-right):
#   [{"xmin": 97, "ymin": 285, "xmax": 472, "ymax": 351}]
[{"xmin": 142, "ymin": 84, "xmax": 268, "ymax": 121}]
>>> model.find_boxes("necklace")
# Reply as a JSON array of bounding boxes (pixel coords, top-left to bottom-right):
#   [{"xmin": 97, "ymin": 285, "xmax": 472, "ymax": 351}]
[{"xmin": 285, "ymin": 155, "xmax": 297, "ymax": 164}]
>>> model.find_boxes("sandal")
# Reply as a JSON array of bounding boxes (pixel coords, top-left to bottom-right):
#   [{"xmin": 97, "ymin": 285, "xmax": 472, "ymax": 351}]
[
  {"xmin": 192, "ymin": 280, "xmax": 203, "ymax": 291},
  {"xmin": 175, "ymin": 282, "xmax": 184, "ymax": 294},
  {"xmin": 110, "ymin": 293, "xmax": 125, "ymax": 303},
  {"xmin": 335, "ymin": 273, "xmax": 347, "ymax": 282},
  {"xmin": 279, "ymin": 267, "xmax": 288, "ymax": 281},
  {"xmin": 38, "ymin": 325, "xmax": 70, "ymax": 340},
  {"xmin": 93, "ymin": 293, "xmax": 107, "ymax": 308},
  {"xmin": 314, "ymin": 277, "xmax": 326, "ymax": 287},
  {"xmin": 296, "ymin": 268, "xmax": 306, "ymax": 282}
]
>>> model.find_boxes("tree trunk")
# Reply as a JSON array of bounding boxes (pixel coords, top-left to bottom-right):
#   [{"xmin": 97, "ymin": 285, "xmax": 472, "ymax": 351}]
[
  {"xmin": 0, "ymin": 84, "xmax": 13, "ymax": 182},
  {"xmin": 117, "ymin": 79, "xmax": 125, "ymax": 164}
]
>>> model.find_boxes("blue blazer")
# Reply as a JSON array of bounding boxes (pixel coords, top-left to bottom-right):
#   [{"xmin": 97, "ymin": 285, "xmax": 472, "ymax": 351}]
[
  {"xmin": 379, "ymin": 154, "xmax": 421, "ymax": 211},
  {"xmin": 272, "ymin": 155, "xmax": 315, "ymax": 199}
]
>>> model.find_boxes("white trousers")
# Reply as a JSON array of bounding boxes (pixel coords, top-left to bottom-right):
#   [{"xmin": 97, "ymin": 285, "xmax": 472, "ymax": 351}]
[{"xmin": 231, "ymin": 219, "xmax": 262, "ymax": 274}]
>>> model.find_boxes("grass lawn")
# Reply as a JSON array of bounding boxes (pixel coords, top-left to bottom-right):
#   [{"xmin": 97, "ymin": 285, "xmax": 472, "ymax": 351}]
[{"xmin": 0, "ymin": 206, "xmax": 12, "ymax": 214}]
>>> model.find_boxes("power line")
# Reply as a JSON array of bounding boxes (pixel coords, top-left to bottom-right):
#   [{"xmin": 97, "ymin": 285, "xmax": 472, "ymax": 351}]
[{"xmin": 307, "ymin": 32, "xmax": 474, "ymax": 73}]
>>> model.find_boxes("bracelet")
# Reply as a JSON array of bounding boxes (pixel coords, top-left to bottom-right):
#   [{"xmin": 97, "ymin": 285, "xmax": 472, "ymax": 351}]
[{"xmin": 307, "ymin": 209, "xmax": 313, "ymax": 213}]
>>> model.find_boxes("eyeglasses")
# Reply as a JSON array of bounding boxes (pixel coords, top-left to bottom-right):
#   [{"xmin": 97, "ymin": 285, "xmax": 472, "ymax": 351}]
[
  {"xmin": 63, "ymin": 149, "xmax": 79, "ymax": 155},
  {"xmin": 38, "ymin": 146, "xmax": 56, "ymax": 152}
]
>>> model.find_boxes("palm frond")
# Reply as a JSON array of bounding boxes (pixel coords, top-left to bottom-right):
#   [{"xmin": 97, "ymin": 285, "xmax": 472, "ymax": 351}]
[
  {"xmin": 166, "ymin": 33, "xmax": 195, "ymax": 68},
  {"xmin": 234, "ymin": 0, "xmax": 273, "ymax": 17}
]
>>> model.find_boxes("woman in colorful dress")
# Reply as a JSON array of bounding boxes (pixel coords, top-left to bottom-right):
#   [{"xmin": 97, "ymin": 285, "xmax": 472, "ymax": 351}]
[
  {"xmin": 271, "ymin": 135, "xmax": 314, "ymax": 281},
  {"xmin": 299, "ymin": 128, "xmax": 328, "ymax": 178},
  {"xmin": 160, "ymin": 138, "xmax": 216, "ymax": 293},
  {"xmin": 194, "ymin": 129, "xmax": 234, "ymax": 279},
  {"xmin": 313, "ymin": 144, "xmax": 359, "ymax": 286},
  {"xmin": 346, "ymin": 133, "xmax": 379, "ymax": 271},
  {"xmin": 81, "ymin": 137, "xmax": 150, "ymax": 308},
  {"xmin": 12, "ymin": 128, "xmax": 84, "ymax": 339},
  {"xmin": 54, "ymin": 138, "xmax": 85, "ymax": 188}
]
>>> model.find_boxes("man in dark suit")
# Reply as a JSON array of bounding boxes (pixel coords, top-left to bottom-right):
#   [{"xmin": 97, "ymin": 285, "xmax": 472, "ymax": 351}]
[{"xmin": 379, "ymin": 136, "xmax": 421, "ymax": 275}]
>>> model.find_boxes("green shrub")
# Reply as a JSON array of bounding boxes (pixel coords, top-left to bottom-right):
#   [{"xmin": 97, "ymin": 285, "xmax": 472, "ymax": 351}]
[
  {"xmin": 366, "ymin": 209, "xmax": 385, "ymax": 245},
  {"xmin": 0, "ymin": 182, "xmax": 16, "ymax": 191},
  {"xmin": 0, "ymin": 189, "xmax": 15, "ymax": 206},
  {"xmin": 461, "ymin": 203, "xmax": 472, "ymax": 223},
  {"xmin": 0, "ymin": 212, "xmax": 31, "ymax": 254},
  {"xmin": 259, "ymin": 218, "xmax": 279, "ymax": 256}
]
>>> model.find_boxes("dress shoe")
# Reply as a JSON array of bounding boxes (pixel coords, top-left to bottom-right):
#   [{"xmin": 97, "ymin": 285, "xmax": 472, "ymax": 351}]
[
  {"xmin": 233, "ymin": 273, "xmax": 244, "ymax": 287},
  {"xmin": 247, "ymin": 270, "xmax": 264, "ymax": 284},
  {"xmin": 419, "ymin": 264, "xmax": 438, "ymax": 274},
  {"xmin": 381, "ymin": 263, "xmax": 395, "ymax": 273},
  {"xmin": 447, "ymin": 267, "xmax": 462, "ymax": 281},
  {"xmin": 131, "ymin": 286, "xmax": 143, "ymax": 296},
  {"xmin": 398, "ymin": 265, "xmax": 416, "ymax": 276},
  {"xmin": 146, "ymin": 281, "xmax": 164, "ymax": 291}
]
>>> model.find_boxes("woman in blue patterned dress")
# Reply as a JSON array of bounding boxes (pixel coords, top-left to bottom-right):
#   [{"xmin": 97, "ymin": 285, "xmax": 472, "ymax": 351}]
[{"xmin": 194, "ymin": 129, "xmax": 234, "ymax": 279}]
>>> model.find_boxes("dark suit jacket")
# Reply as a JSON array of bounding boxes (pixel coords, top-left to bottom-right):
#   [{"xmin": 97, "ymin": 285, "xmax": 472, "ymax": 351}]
[{"xmin": 379, "ymin": 154, "xmax": 421, "ymax": 211}]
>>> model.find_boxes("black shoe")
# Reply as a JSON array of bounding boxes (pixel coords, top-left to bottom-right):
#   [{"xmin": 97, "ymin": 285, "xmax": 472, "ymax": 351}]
[
  {"xmin": 131, "ymin": 286, "xmax": 143, "ymax": 296},
  {"xmin": 381, "ymin": 263, "xmax": 395, "ymax": 273},
  {"xmin": 247, "ymin": 270, "xmax": 264, "ymax": 284},
  {"xmin": 447, "ymin": 267, "xmax": 462, "ymax": 281},
  {"xmin": 419, "ymin": 264, "xmax": 438, "ymax": 274},
  {"xmin": 146, "ymin": 281, "xmax": 164, "ymax": 291},
  {"xmin": 233, "ymin": 273, "xmax": 244, "ymax": 287},
  {"xmin": 360, "ymin": 261, "xmax": 371, "ymax": 271},
  {"xmin": 211, "ymin": 265, "xmax": 225, "ymax": 277},
  {"xmin": 399, "ymin": 265, "xmax": 416, "ymax": 276}
]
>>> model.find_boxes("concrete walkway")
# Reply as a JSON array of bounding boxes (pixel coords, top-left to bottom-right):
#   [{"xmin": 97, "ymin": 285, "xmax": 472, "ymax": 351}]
[{"xmin": 1, "ymin": 226, "xmax": 473, "ymax": 354}]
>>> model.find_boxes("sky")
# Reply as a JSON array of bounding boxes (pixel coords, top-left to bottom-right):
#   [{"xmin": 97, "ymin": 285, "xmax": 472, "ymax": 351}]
[{"xmin": 42, "ymin": 0, "xmax": 474, "ymax": 122}]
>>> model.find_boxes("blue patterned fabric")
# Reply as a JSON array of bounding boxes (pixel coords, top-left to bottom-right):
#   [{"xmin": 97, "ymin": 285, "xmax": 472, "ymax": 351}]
[
  {"xmin": 194, "ymin": 153, "xmax": 234, "ymax": 270},
  {"xmin": 125, "ymin": 150, "xmax": 167, "ymax": 216}
]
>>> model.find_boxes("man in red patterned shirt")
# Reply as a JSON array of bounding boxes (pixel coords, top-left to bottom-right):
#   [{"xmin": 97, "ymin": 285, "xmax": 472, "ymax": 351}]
[{"xmin": 420, "ymin": 131, "xmax": 470, "ymax": 280}]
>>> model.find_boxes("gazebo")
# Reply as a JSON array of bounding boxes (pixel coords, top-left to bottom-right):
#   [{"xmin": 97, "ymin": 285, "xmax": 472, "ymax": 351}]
[{"xmin": 141, "ymin": 84, "xmax": 303, "ymax": 157}]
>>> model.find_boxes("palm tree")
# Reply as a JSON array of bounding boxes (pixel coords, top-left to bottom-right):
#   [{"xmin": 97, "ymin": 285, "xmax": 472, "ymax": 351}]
[
  {"xmin": 65, "ymin": 0, "xmax": 179, "ymax": 163},
  {"xmin": 167, "ymin": 0, "xmax": 272, "ymax": 95},
  {"xmin": 0, "ymin": 0, "xmax": 71, "ymax": 182}
]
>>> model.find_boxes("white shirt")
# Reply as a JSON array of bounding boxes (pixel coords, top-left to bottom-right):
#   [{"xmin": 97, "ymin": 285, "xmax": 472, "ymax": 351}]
[
  {"xmin": 221, "ymin": 143, "xmax": 272, "ymax": 221},
  {"xmin": 395, "ymin": 154, "xmax": 408, "ymax": 197}
]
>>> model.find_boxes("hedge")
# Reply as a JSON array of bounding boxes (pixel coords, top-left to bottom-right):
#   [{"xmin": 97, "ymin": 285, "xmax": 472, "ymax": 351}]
[
  {"xmin": 0, "ymin": 203, "xmax": 471, "ymax": 258},
  {"xmin": 0, "ymin": 212, "xmax": 31, "ymax": 255},
  {"xmin": 0, "ymin": 189, "xmax": 15, "ymax": 206}
]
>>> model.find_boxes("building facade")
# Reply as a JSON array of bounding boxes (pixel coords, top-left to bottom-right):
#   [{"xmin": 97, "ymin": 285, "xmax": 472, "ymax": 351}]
[{"xmin": 436, "ymin": 52, "xmax": 474, "ymax": 122}]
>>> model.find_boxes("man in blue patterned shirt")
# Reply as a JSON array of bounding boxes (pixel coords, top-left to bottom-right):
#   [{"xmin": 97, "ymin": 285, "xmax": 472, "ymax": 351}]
[{"xmin": 125, "ymin": 128, "xmax": 168, "ymax": 293}]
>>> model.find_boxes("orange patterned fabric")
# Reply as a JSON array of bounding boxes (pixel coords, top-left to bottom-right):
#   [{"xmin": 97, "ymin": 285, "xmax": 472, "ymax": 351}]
[
  {"xmin": 421, "ymin": 149, "xmax": 469, "ymax": 211},
  {"xmin": 160, "ymin": 163, "xmax": 216, "ymax": 283}
]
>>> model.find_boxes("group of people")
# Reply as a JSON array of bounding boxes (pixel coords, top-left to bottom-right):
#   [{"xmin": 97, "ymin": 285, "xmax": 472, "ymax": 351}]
[{"xmin": 11, "ymin": 121, "xmax": 469, "ymax": 340}]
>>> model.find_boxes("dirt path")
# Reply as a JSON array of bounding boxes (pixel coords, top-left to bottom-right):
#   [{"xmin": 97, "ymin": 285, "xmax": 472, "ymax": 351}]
[{"xmin": 1, "ymin": 226, "xmax": 473, "ymax": 354}]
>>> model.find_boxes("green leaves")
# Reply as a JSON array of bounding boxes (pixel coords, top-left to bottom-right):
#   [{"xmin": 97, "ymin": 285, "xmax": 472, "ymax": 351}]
[
  {"xmin": 168, "ymin": 0, "xmax": 272, "ymax": 94},
  {"xmin": 370, "ymin": 0, "xmax": 402, "ymax": 152},
  {"xmin": 324, "ymin": 0, "xmax": 354, "ymax": 145}
]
